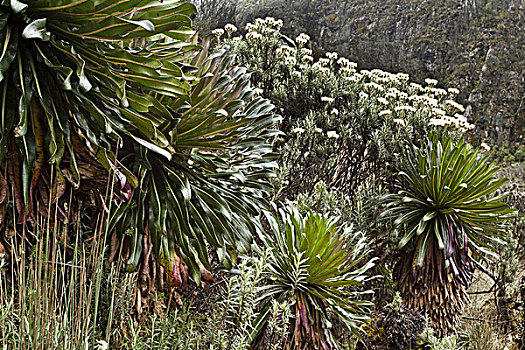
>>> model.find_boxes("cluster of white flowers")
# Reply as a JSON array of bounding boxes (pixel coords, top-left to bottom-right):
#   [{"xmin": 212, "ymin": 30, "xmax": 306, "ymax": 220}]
[
  {"xmin": 246, "ymin": 22, "xmax": 257, "ymax": 32},
  {"xmin": 480, "ymin": 142, "xmax": 491, "ymax": 151},
  {"xmin": 409, "ymin": 94, "xmax": 438, "ymax": 106},
  {"xmin": 394, "ymin": 105, "xmax": 416, "ymax": 113},
  {"xmin": 341, "ymin": 68, "xmax": 473, "ymax": 131},
  {"xmin": 219, "ymin": 17, "xmax": 475, "ymax": 134},
  {"xmin": 425, "ymin": 78, "xmax": 438, "ymax": 86},
  {"xmin": 337, "ymin": 57, "xmax": 350, "ymax": 66},
  {"xmin": 432, "ymin": 107, "xmax": 446, "ymax": 116},
  {"xmin": 253, "ymin": 88, "xmax": 263, "ymax": 97},
  {"xmin": 296, "ymin": 33, "xmax": 310, "ymax": 45},
  {"xmin": 364, "ymin": 82, "xmax": 384, "ymax": 93},
  {"xmin": 448, "ymin": 87, "xmax": 460, "ymax": 96},
  {"xmin": 212, "ymin": 28, "xmax": 224, "ymax": 38},
  {"xmin": 327, "ymin": 131, "xmax": 339, "ymax": 139},
  {"xmin": 396, "ymin": 73, "xmax": 410, "ymax": 82},
  {"xmin": 321, "ymin": 96, "xmax": 334, "ymax": 104},
  {"xmin": 378, "ymin": 97, "xmax": 389, "ymax": 105},
  {"xmin": 312, "ymin": 62, "xmax": 330, "ymax": 74},
  {"xmin": 301, "ymin": 48, "xmax": 312, "ymax": 56},
  {"xmin": 225, "ymin": 24, "xmax": 237, "ymax": 35},
  {"xmin": 429, "ymin": 113, "xmax": 474, "ymax": 131},
  {"xmin": 410, "ymin": 82, "xmax": 424, "ymax": 92},
  {"xmin": 318, "ymin": 58, "xmax": 330, "ymax": 67},
  {"xmin": 285, "ymin": 56, "xmax": 297, "ymax": 67},
  {"xmin": 393, "ymin": 118, "xmax": 406, "ymax": 127},
  {"xmin": 427, "ymin": 87, "xmax": 448, "ymax": 98},
  {"xmin": 339, "ymin": 67, "xmax": 356, "ymax": 77},
  {"xmin": 302, "ymin": 55, "xmax": 314, "ymax": 63},
  {"xmin": 326, "ymin": 52, "xmax": 338, "ymax": 60},
  {"xmin": 264, "ymin": 17, "xmax": 283, "ymax": 29},
  {"xmin": 246, "ymin": 31, "xmax": 263, "ymax": 41},
  {"xmin": 245, "ymin": 17, "xmax": 283, "ymax": 36},
  {"xmin": 276, "ymin": 45, "xmax": 295, "ymax": 57},
  {"xmin": 444, "ymin": 99, "xmax": 465, "ymax": 113}
]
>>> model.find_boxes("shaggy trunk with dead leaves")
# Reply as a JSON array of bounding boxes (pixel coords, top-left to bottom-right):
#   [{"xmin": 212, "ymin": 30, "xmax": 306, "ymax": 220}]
[{"xmin": 394, "ymin": 235, "xmax": 471, "ymax": 337}]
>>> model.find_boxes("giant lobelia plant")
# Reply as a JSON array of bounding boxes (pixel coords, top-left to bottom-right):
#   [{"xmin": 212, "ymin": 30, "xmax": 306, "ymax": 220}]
[
  {"xmin": 0, "ymin": 0, "xmax": 279, "ymax": 290},
  {"xmin": 111, "ymin": 40, "xmax": 280, "ymax": 291},
  {"xmin": 252, "ymin": 206, "xmax": 376, "ymax": 349},
  {"xmin": 382, "ymin": 134, "xmax": 516, "ymax": 335}
]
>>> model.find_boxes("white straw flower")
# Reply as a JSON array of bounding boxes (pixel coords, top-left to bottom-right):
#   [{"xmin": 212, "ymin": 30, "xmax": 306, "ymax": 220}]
[
  {"xmin": 326, "ymin": 52, "xmax": 338, "ymax": 60},
  {"xmin": 448, "ymin": 88, "xmax": 460, "ymax": 96},
  {"xmin": 212, "ymin": 28, "xmax": 224, "ymax": 38},
  {"xmin": 393, "ymin": 118, "xmax": 406, "ymax": 127},
  {"xmin": 265, "ymin": 17, "xmax": 276, "ymax": 25},
  {"xmin": 378, "ymin": 97, "xmax": 389, "ymax": 105},
  {"xmin": 339, "ymin": 67, "xmax": 354, "ymax": 76},
  {"xmin": 432, "ymin": 107, "xmax": 446, "ymax": 116},
  {"xmin": 285, "ymin": 56, "xmax": 296, "ymax": 66},
  {"xmin": 301, "ymin": 48, "xmax": 313, "ymax": 56},
  {"xmin": 302, "ymin": 55, "xmax": 314, "ymax": 63},
  {"xmin": 296, "ymin": 33, "xmax": 310, "ymax": 45},
  {"xmin": 246, "ymin": 31, "xmax": 263, "ymax": 41},
  {"xmin": 445, "ymin": 99, "xmax": 465, "ymax": 113},
  {"xmin": 425, "ymin": 78, "xmax": 438, "ymax": 86},
  {"xmin": 253, "ymin": 88, "xmax": 263, "ymax": 97},
  {"xmin": 396, "ymin": 73, "xmax": 410, "ymax": 82},
  {"xmin": 321, "ymin": 96, "xmax": 334, "ymax": 104},
  {"xmin": 337, "ymin": 57, "xmax": 350, "ymax": 67},
  {"xmin": 225, "ymin": 24, "xmax": 237, "ymax": 34},
  {"xmin": 410, "ymin": 82, "xmax": 424, "ymax": 92},
  {"xmin": 327, "ymin": 131, "xmax": 339, "ymax": 139},
  {"xmin": 318, "ymin": 58, "xmax": 330, "ymax": 67}
]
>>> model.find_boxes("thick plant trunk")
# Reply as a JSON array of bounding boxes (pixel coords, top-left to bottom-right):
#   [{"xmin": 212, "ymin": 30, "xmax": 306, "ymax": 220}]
[{"xmin": 394, "ymin": 235, "xmax": 469, "ymax": 337}]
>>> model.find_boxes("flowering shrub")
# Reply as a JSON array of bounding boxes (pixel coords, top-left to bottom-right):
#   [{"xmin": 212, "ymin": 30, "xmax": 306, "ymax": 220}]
[{"xmin": 214, "ymin": 18, "xmax": 473, "ymax": 198}]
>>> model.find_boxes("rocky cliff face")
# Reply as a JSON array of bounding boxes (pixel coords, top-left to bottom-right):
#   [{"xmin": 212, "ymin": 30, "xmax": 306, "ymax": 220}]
[{"xmin": 230, "ymin": 0, "xmax": 524, "ymax": 143}]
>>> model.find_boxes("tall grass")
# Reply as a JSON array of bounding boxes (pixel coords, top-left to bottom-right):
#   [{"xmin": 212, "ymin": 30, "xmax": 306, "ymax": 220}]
[
  {"xmin": 0, "ymin": 168, "xmax": 120, "ymax": 350},
  {"xmin": 0, "ymin": 169, "xmax": 284, "ymax": 349}
]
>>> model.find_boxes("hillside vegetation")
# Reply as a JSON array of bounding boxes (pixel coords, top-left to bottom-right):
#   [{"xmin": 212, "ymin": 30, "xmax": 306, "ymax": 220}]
[{"xmin": 199, "ymin": 0, "xmax": 525, "ymax": 145}]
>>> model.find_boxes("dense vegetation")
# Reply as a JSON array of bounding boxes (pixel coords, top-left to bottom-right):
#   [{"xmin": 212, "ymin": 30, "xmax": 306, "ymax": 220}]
[
  {"xmin": 0, "ymin": 1, "xmax": 523, "ymax": 349},
  {"xmin": 196, "ymin": 0, "xmax": 525, "ymax": 146}
]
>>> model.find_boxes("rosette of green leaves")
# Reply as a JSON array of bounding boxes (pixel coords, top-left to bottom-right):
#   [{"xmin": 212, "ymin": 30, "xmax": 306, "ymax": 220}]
[
  {"xmin": 253, "ymin": 206, "xmax": 376, "ymax": 349},
  {"xmin": 382, "ymin": 134, "xmax": 516, "ymax": 284},
  {"xmin": 0, "ymin": 0, "xmax": 198, "ymax": 220},
  {"xmin": 109, "ymin": 40, "xmax": 280, "ymax": 285}
]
